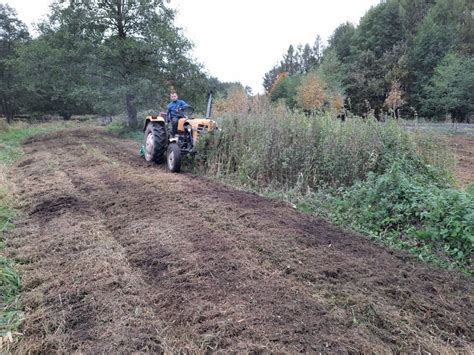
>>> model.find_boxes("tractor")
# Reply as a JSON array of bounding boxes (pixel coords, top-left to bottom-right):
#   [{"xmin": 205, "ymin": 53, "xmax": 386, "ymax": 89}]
[{"xmin": 143, "ymin": 94, "xmax": 218, "ymax": 172}]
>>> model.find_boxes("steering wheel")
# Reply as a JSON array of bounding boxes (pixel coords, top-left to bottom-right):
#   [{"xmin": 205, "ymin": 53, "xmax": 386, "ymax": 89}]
[{"xmin": 178, "ymin": 106, "xmax": 194, "ymax": 118}]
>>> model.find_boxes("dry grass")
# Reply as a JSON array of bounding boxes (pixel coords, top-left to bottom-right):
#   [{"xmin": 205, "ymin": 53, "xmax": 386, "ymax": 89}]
[{"xmin": 0, "ymin": 119, "xmax": 9, "ymax": 133}]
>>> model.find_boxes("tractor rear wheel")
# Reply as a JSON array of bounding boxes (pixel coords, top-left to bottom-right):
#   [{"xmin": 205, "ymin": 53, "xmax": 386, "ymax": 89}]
[
  {"xmin": 167, "ymin": 143, "xmax": 181, "ymax": 173},
  {"xmin": 144, "ymin": 122, "xmax": 166, "ymax": 163}
]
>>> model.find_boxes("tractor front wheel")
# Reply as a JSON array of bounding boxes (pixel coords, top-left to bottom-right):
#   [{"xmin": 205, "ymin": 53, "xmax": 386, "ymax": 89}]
[
  {"xmin": 144, "ymin": 122, "xmax": 166, "ymax": 163},
  {"xmin": 166, "ymin": 143, "xmax": 181, "ymax": 173}
]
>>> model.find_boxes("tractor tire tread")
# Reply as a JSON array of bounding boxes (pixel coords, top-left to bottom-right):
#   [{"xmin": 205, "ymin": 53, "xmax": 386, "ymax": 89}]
[{"xmin": 145, "ymin": 123, "xmax": 167, "ymax": 163}]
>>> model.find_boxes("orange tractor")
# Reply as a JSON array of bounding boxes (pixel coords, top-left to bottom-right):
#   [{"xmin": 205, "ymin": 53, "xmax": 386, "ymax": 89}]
[{"xmin": 143, "ymin": 95, "xmax": 218, "ymax": 172}]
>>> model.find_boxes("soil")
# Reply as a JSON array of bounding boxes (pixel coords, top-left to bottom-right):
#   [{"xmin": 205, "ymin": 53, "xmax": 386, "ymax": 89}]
[
  {"xmin": 5, "ymin": 128, "xmax": 474, "ymax": 353},
  {"xmin": 448, "ymin": 134, "xmax": 474, "ymax": 187}
]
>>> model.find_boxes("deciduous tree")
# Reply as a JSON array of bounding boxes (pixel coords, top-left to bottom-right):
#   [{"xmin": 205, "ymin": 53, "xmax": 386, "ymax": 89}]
[
  {"xmin": 0, "ymin": 4, "xmax": 29, "ymax": 123},
  {"xmin": 407, "ymin": 0, "xmax": 468, "ymax": 111},
  {"xmin": 384, "ymin": 80, "xmax": 405, "ymax": 118},
  {"xmin": 423, "ymin": 53, "xmax": 474, "ymax": 121},
  {"xmin": 38, "ymin": 0, "xmax": 198, "ymax": 127},
  {"xmin": 296, "ymin": 72, "xmax": 326, "ymax": 112}
]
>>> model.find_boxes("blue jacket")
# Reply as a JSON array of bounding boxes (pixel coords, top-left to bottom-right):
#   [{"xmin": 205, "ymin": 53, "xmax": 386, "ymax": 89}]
[{"xmin": 167, "ymin": 99, "xmax": 189, "ymax": 121}]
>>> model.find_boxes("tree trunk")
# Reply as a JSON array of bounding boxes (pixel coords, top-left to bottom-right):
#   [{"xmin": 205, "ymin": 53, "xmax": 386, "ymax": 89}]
[
  {"xmin": 116, "ymin": 0, "xmax": 126, "ymax": 39},
  {"xmin": 2, "ymin": 99, "xmax": 14, "ymax": 124},
  {"xmin": 1, "ymin": 99, "xmax": 6, "ymax": 122},
  {"xmin": 60, "ymin": 110, "xmax": 72, "ymax": 120},
  {"xmin": 126, "ymin": 93, "xmax": 137, "ymax": 129},
  {"xmin": 7, "ymin": 107, "xmax": 13, "ymax": 124}
]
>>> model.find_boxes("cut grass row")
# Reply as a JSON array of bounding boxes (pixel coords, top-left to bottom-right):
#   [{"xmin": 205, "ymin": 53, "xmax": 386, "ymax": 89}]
[{"xmin": 0, "ymin": 121, "xmax": 73, "ymax": 347}]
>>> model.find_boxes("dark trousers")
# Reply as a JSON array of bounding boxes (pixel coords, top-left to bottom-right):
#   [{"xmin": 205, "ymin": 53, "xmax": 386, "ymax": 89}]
[{"xmin": 171, "ymin": 116, "xmax": 179, "ymax": 136}]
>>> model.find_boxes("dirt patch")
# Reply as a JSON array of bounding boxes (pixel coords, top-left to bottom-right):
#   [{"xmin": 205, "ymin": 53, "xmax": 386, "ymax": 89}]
[
  {"xmin": 448, "ymin": 135, "xmax": 474, "ymax": 187},
  {"xmin": 29, "ymin": 195, "xmax": 93, "ymax": 222},
  {"xmin": 5, "ymin": 128, "xmax": 474, "ymax": 353}
]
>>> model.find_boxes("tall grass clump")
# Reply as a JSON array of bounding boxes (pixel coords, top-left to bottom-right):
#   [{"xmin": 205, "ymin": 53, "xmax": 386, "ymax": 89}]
[{"xmin": 197, "ymin": 105, "xmax": 452, "ymax": 190}]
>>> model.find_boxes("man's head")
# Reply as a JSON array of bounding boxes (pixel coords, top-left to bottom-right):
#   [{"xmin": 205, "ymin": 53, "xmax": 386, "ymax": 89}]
[{"xmin": 170, "ymin": 92, "xmax": 178, "ymax": 102}]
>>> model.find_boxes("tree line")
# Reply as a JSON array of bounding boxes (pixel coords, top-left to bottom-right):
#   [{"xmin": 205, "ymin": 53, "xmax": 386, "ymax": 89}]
[
  {"xmin": 1, "ymin": 0, "xmax": 472, "ymax": 125},
  {"xmin": 0, "ymin": 0, "xmax": 237, "ymax": 127},
  {"xmin": 263, "ymin": 0, "xmax": 473, "ymax": 121}
]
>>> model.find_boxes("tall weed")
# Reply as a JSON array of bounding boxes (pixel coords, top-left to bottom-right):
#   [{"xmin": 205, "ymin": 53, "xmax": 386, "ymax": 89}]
[{"xmin": 197, "ymin": 108, "xmax": 452, "ymax": 190}]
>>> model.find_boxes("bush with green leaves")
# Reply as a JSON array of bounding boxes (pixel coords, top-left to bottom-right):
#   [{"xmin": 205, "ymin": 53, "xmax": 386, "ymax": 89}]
[{"xmin": 314, "ymin": 165, "xmax": 473, "ymax": 271}]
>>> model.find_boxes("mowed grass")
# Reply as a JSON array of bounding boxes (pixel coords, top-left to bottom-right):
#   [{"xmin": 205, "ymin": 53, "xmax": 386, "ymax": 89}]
[{"xmin": 0, "ymin": 120, "xmax": 74, "ymax": 345}]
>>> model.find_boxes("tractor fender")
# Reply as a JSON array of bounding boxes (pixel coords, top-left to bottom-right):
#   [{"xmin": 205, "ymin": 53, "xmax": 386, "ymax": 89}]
[{"xmin": 143, "ymin": 114, "xmax": 166, "ymax": 131}]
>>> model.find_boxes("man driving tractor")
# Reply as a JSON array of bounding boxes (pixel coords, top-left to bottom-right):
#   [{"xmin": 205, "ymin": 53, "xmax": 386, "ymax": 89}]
[
  {"xmin": 167, "ymin": 92, "xmax": 190, "ymax": 137},
  {"xmin": 143, "ymin": 91, "xmax": 217, "ymax": 172}
]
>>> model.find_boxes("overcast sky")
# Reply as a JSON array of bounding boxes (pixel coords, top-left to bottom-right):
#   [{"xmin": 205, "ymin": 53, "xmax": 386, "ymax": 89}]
[{"xmin": 7, "ymin": 0, "xmax": 380, "ymax": 93}]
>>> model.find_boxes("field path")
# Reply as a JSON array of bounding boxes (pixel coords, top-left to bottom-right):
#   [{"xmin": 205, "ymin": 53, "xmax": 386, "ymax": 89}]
[{"xmin": 6, "ymin": 128, "xmax": 473, "ymax": 353}]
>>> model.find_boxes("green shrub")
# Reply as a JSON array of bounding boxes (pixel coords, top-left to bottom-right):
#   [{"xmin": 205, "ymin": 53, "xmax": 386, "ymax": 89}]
[{"xmin": 312, "ymin": 165, "xmax": 473, "ymax": 272}]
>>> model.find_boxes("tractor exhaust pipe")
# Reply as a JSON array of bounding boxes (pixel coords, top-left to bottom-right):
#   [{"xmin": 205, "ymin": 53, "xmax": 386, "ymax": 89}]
[{"xmin": 205, "ymin": 91, "xmax": 213, "ymax": 119}]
